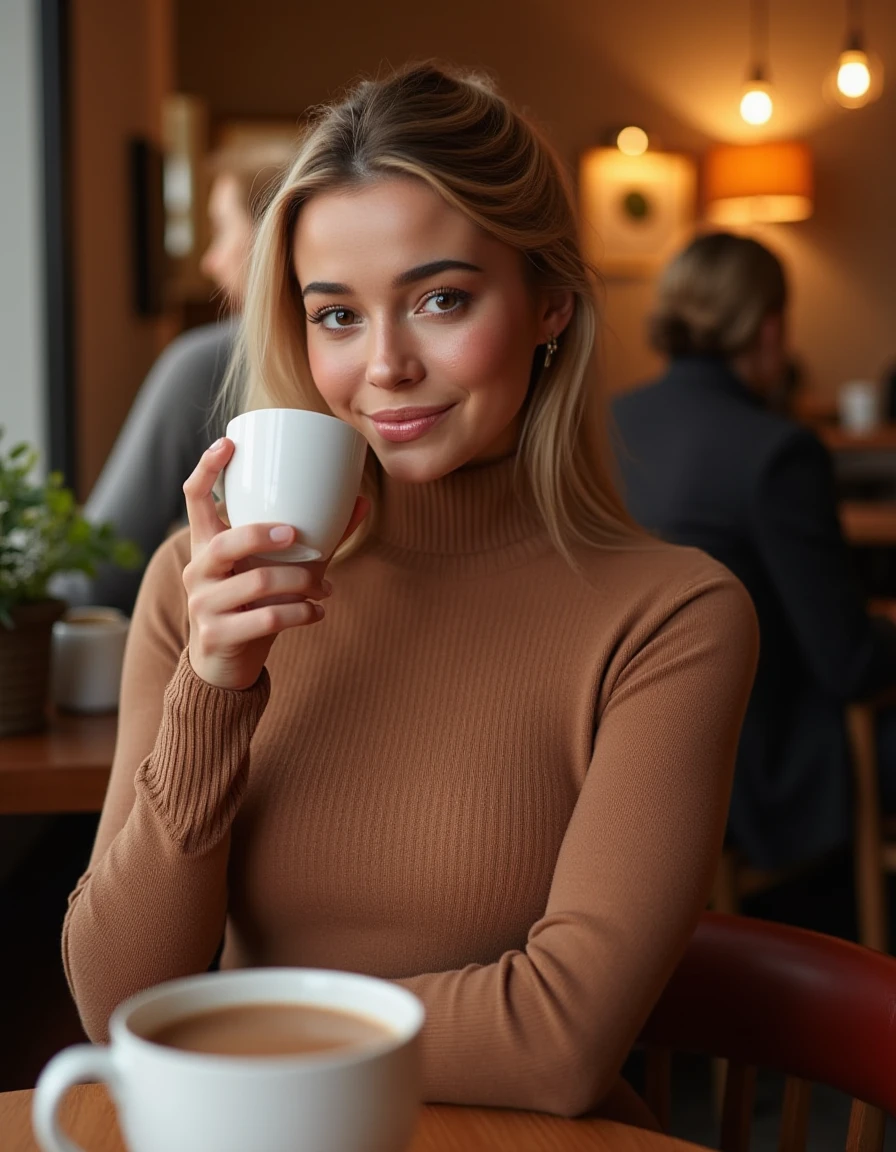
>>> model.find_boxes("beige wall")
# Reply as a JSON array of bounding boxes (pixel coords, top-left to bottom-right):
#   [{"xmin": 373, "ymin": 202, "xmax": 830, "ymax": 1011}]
[
  {"xmin": 71, "ymin": 0, "xmax": 173, "ymax": 496},
  {"xmin": 176, "ymin": 0, "xmax": 895, "ymax": 400}
]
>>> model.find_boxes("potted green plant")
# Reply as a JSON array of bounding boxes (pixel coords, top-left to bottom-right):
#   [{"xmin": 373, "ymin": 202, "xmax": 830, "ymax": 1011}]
[{"xmin": 0, "ymin": 430, "xmax": 141, "ymax": 736}]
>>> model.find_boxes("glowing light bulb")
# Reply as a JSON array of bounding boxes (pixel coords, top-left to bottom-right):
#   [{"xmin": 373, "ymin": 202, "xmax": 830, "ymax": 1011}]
[
  {"xmin": 616, "ymin": 126, "xmax": 648, "ymax": 157},
  {"xmin": 837, "ymin": 49, "xmax": 872, "ymax": 98},
  {"xmin": 740, "ymin": 82, "xmax": 773, "ymax": 125}
]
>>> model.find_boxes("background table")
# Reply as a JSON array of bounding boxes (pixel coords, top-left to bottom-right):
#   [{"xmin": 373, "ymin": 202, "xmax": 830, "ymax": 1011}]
[
  {"xmin": 0, "ymin": 711, "xmax": 116, "ymax": 815},
  {"xmin": 840, "ymin": 501, "xmax": 896, "ymax": 547},
  {"xmin": 1, "ymin": 1083, "xmax": 705, "ymax": 1152},
  {"xmin": 817, "ymin": 425, "xmax": 896, "ymax": 453}
]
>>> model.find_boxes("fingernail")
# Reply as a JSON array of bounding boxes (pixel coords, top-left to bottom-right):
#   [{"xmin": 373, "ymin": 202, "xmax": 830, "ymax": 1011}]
[
  {"xmin": 321, "ymin": 579, "xmax": 333, "ymax": 597},
  {"xmin": 209, "ymin": 438, "xmax": 225, "ymax": 451},
  {"xmin": 269, "ymin": 526, "xmax": 293, "ymax": 543},
  {"xmin": 313, "ymin": 603, "xmax": 325, "ymax": 620}
]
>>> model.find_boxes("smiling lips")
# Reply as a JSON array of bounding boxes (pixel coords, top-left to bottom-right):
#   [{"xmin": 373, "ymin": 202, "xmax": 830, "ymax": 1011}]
[{"xmin": 368, "ymin": 404, "xmax": 454, "ymax": 442}]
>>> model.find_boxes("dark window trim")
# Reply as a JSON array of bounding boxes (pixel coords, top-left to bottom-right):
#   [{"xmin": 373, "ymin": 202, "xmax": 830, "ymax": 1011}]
[{"xmin": 39, "ymin": 0, "xmax": 75, "ymax": 484}]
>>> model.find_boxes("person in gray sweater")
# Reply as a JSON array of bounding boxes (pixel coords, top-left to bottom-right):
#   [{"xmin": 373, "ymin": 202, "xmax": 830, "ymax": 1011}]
[{"xmin": 57, "ymin": 138, "xmax": 296, "ymax": 613}]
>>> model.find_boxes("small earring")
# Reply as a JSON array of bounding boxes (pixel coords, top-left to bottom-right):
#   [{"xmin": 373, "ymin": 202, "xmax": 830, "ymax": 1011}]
[{"xmin": 543, "ymin": 334, "xmax": 559, "ymax": 369}]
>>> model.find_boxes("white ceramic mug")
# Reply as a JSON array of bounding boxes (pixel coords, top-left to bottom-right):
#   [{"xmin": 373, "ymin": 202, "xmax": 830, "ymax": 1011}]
[
  {"xmin": 50, "ymin": 606, "xmax": 129, "ymax": 713},
  {"xmin": 223, "ymin": 409, "xmax": 368, "ymax": 562},
  {"xmin": 838, "ymin": 379, "xmax": 880, "ymax": 433},
  {"xmin": 33, "ymin": 968, "xmax": 424, "ymax": 1152}
]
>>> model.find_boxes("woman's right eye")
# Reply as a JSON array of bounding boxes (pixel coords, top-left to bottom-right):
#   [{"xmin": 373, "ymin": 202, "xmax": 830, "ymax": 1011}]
[{"xmin": 308, "ymin": 307, "xmax": 360, "ymax": 330}]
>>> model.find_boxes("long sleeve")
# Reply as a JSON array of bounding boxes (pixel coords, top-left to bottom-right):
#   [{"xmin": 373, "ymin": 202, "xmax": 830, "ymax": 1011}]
[
  {"xmin": 397, "ymin": 574, "xmax": 758, "ymax": 1116},
  {"xmin": 52, "ymin": 322, "xmax": 234, "ymax": 614},
  {"xmin": 752, "ymin": 432, "xmax": 896, "ymax": 700},
  {"xmin": 62, "ymin": 533, "xmax": 269, "ymax": 1041}
]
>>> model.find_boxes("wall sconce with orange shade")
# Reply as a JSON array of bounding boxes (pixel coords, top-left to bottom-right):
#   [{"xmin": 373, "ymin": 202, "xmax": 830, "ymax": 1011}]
[{"xmin": 704, "ymin": 141, "xmax": 814, "ymax": 226}]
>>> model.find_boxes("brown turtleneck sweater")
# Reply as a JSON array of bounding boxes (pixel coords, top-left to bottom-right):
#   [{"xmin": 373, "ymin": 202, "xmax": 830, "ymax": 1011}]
[{"xmin": 63, "ymin": 458, "xmax": 757, "ymax": 1118}]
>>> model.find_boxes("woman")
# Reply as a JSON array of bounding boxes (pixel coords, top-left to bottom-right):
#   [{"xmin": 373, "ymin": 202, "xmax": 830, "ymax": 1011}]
[
  {"xmin": 64, "ymin": 65, "xmax": 757, "ymax": 1122},
  {"xmin": 613, "ymin": 232, "xmax": 896, "ymax": 873},
  {"xmin": 62, "ymin": 139, "xmax": 295, "ymax": 613}
]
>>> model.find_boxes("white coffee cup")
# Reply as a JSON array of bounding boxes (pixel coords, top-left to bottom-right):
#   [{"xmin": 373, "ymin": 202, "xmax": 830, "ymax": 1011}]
[
  {"xmin": 223, "ymin": 409, "xmax": 368, "ymax": 563},
  {"xmin": 51, "ymin": 606, "xmax": 129, "ymax": 713},
  {"xmin": 33, "ymin": 967, "xmax": 424, "ymax": 1152},
  {"xmin": 838, "ymin": 379, "xmax": 880, "ymax": 433}
]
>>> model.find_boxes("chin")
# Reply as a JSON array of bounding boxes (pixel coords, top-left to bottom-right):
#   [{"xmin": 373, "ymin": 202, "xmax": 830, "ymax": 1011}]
[{"xmin": 374, "ymin": 445, "xmax": 472, "ymax": 485}]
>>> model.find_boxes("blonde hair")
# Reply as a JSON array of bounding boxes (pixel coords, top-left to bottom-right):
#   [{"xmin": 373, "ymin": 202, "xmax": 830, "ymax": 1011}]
[
  {"xmin": 222, "ymin": 61, "xmax": 638, "ymax": 562},
  {"xmin": 649, "ymin": 232, "xmax": 787, "ymax": 359}
]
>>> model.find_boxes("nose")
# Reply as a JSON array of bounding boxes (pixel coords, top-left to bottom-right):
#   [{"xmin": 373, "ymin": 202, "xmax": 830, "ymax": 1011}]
[{"xmin": 365, "ymin": 318, "xmax": 424, "ymax": 391}]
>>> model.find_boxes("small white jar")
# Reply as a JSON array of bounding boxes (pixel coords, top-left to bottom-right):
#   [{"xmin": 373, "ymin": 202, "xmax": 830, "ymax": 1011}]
[{"xmin": 51, "ymin": 606, "xmax": 129, "ymax": 713}]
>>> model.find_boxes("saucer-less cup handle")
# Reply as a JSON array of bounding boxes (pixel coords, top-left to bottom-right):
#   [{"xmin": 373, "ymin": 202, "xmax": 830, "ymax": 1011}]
[{"xmin": 33, "ymin": 1045, "xmax": 121, "ymax": 1152}]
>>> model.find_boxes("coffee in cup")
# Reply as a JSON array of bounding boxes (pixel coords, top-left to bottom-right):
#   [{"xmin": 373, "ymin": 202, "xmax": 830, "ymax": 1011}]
[
  {"xmin": 223, "ymin": 408, "xmax": 368, "ymax": 563},
  {"xmin": 33, "ymin": 967, "xmax": 423, "ymax": 1152},
  {"xmin": 144, "ymin": 1001, "xmax": 393, "ymax": 1056}
]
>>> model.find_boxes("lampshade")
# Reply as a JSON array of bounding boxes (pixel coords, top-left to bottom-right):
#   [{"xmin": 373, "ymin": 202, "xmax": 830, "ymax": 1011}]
[{"xmin": 704, "ymin": 141, "xmax": 814, "ymax": 225}]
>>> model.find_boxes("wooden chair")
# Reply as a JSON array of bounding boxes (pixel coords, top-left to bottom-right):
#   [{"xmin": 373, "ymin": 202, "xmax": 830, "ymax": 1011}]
[
  {"xmin": 712, "ymin": 703, "xmax": 890, "ymax": 953},
  {"xmin": 638, "ymin": 911, "xmax": 896, "ymax": 1152}
]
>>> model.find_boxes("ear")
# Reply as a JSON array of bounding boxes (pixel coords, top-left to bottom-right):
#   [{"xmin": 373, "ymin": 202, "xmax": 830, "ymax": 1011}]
[
  {"xmin": 758, "ymin": 310, "xmax": 784, "ymax": 354},
  {"xmin": 538, "ymin": 289, "xmax": 576, "ymax": 342}
]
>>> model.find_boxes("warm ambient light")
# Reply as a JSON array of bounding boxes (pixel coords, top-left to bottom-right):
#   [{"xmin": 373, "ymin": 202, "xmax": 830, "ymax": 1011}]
[
  {"xmin": 740, "ymin": 81, "xmax": 773, "ymax": 126},
  {"xmin": 837, "ymin": 49, "xmax": 872, "ymax": 98},
  {"xmin": 704, "ymin": 141, "xmax": 813, "ymax": 225},
  {"xmin": 616, "ymin": 126, "xmax": 649, "ymax": 157},
  {"xmin": 826, "ymin": 1, "xmax": 884, "ymax": 109}
]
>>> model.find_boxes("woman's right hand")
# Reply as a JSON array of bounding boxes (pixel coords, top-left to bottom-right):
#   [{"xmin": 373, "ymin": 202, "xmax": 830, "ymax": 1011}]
[{"xmin": 182, "ymin": 438, "xmax": 368, "ymax": 690}]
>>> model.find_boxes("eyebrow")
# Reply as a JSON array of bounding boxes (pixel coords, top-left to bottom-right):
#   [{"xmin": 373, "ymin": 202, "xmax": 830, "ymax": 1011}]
[{"xmin": 300, "ymin": 259, "xmax": 484, "ymax": 299}]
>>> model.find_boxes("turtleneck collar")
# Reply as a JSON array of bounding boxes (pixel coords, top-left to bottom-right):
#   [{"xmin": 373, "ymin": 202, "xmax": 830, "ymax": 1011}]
[{"xmin": 369, "ymin": 455, "xmax": 549, "ymax": 566}]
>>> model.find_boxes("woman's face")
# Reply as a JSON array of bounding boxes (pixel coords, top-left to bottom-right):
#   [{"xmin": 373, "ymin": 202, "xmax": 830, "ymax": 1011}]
[
  {"xmin": 200, "ymin": 175, "xmax": 254, "ymax": 306},
  {"xmin": 292, "ymin": 177, "xmax": 570, "ymax": 483}
]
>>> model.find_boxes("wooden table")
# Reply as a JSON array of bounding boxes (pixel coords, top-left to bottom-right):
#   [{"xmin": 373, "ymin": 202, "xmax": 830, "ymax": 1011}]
[
  {"xmin": 1, "ymin": 1083, "xmax": 705, "ymax": 1151},
  {"xmin": 818, "ymin": 424, "xmax": 896, "ymax": 453},
  {"xmin": 0, "ymin": 711, "xmax": 116, "ymax": 815},
  {"xmin": 840, "ymin": 501, "xmax": 896, "ymax": 546}
]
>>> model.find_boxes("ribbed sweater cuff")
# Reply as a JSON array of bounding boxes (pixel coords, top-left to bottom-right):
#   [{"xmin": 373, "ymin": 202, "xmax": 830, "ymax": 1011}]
[{"xmin": 136, "ymin": 649, "xmax": 271, "ymax": 853}]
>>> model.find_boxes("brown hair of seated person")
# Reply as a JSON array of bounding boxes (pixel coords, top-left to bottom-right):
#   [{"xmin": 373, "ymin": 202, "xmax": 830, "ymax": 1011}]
[{"xmin": 648, "ymin": 232, "xmax": 789, "ymax": 396}]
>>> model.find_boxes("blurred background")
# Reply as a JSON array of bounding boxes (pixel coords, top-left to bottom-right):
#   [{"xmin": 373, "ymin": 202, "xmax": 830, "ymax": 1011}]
[
  {"xmin": 3, "ymin": 0, "xmax": 894, "ymax": 496},
  {"xmin": 2, "ymin": 3, "xmax": 896, "ymax": 1140}
]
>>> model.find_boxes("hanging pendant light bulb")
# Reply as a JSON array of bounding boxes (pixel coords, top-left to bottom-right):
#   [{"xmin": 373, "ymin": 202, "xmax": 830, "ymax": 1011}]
[
  {"xmin": 741, "ymin": 0, "xmax": 774, "ymax": 125},
  {"xmin": 827, "ymin": 0, "xmax": 884, "ymax": 109},
  {"xmin": 741, "ymin": 70, "xmax": 774, "ymax": 125}
]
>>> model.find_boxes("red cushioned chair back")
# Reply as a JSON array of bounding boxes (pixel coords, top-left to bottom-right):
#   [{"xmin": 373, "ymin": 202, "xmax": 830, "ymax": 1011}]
[{"xmin": 638, "ymin": 912, "xmax": 896, "ymax": 1149}]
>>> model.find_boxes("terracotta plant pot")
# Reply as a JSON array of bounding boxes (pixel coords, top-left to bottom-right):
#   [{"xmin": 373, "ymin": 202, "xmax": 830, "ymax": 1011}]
[{"xmin": 0, "ymin": 599, "xmax": 67, "ymax": 737}]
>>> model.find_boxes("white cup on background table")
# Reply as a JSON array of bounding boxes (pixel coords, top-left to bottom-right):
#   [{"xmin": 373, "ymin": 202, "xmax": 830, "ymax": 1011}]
[
  {"xmin": 838, "ymin": 379, "xmax": 880, "ymax": 434},
  {"xmin": 51, "ymin": 606, "xmax": 129, "ymax": 713}
]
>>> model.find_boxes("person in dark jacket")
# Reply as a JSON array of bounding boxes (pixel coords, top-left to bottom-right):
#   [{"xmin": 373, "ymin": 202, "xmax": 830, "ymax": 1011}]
[{"xmin": 612, "ymin": 231, "xmax": 896, "ymax": 870}]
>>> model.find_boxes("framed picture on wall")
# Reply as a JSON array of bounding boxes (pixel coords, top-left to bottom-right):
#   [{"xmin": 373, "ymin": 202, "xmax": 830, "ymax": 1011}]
[{"xmin": 578, "ymin": 148, "xmax": 696, "ymax": 279}]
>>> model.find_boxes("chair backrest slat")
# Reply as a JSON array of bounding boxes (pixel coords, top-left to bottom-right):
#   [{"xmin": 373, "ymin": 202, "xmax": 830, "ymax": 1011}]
[
  {"xmin": 720, "ymin": 1062, "xmax": 754, "ymax": 1152},
  {"xmin": 845, "ymin": 1101, "xmax": 886, "ymax": 1152},
  {"xmin": 778, "ymin": 1077, "xmax": 811, "ymax": 1152}
]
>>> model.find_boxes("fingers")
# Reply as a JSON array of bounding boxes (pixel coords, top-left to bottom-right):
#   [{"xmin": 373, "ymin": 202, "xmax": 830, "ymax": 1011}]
[
  {"xmin": 183, "ymin": 439, "xmax": 235, "ymax": 546},
  {"xmin": 190, "ymin": 599, "xmax": 325, "ymax": 673},
  {"xmin": 189, "ymin": 559, "xmax": 331, "ymax": 616},
  {"xmin": 188, "ymin": 522, "xmax": 305, "ymax": 580}
]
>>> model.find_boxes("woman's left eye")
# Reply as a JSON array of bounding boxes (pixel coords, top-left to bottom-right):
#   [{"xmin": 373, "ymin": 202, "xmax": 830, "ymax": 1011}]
[{"xmin": 419, "ymin": 289, "xmax": 470, "ymax": 315}]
